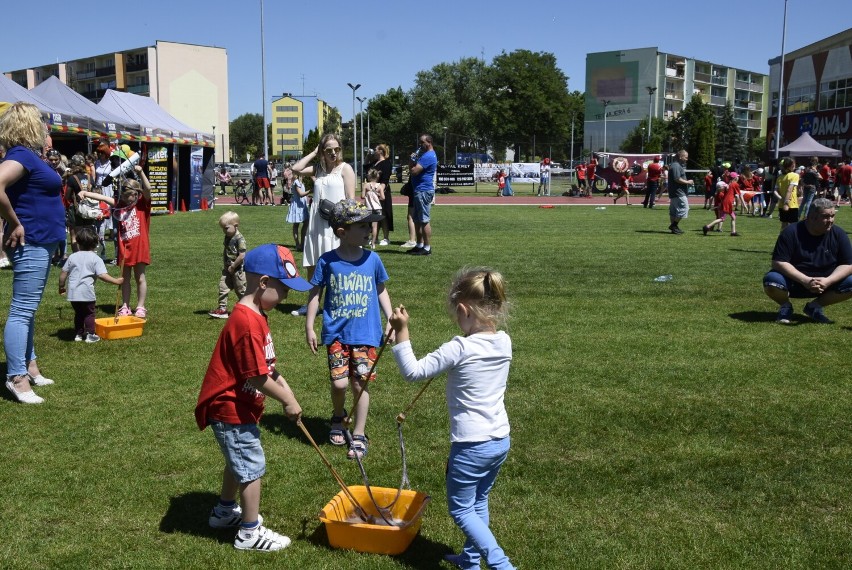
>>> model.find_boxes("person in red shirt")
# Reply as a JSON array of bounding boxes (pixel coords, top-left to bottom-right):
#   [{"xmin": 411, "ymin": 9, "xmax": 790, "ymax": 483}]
[
  {"xmin": 819, "ymin": 159, "xmax": 833, "ymax": 199},
  {"xmin": 836, "ymin": 159, "xmax": 852, "ymax": 204},
  {"xmin": 643, "ymin": 156, "xmax": 663, "ymax": 208},
  {"xmin": 575, "ymin": 162, "xmax": 586, "ymax": 196},
  {"xmin": 195, "ymin": 244, "xmax": 310, "ymax": 552},
  {"xmin": 614, "ymin": 173, "xmax": 632, "ymax": 205},
  {"xmin": 587, "ymin": 158, "xmax": 597, "ymax": 196},
  {"xmin": 703, "ymin": 178, "xmax": 740, "ymax": 236}
]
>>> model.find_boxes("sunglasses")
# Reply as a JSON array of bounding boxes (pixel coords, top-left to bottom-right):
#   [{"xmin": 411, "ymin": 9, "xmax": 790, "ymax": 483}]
[{"xmin": 324, "ymin": 147, "xmax": 342, "ymax": 156}]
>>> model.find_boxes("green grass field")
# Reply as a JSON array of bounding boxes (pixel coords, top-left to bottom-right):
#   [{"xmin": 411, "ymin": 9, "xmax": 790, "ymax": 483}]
[{"xmin": 2, "ymin": 202, "xmax": 851, "ymax": 569}]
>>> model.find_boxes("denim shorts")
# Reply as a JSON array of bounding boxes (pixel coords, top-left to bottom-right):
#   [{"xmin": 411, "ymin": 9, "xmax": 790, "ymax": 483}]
[
  {"xmin": 210, "ymin": 421, "xmax": 266, "ymax": 484},
  {"xmin": 412, "ymin": 191, "xmax": 434, "ymax": 223},
  {"xmin": 763, "ymin": 270, "xmax": 852, "ymax": 298}
]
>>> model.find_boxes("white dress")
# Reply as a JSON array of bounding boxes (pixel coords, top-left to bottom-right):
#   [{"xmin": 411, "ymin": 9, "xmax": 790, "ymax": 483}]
[{"xmin": 303, "ymin": 163, "xmax": 346, "ymax": 267}]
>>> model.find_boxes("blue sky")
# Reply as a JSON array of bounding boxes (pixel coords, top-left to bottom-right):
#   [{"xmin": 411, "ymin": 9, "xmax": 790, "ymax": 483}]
[{"xmin": 3, "ymin": 1, "xmax": 848, "ymax": 122}]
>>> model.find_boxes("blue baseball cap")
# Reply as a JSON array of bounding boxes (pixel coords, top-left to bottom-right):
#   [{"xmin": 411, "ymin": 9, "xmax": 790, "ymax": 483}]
[{"xmin": 243, "ymin": 244, "xmax": 311, "ymax": 291}]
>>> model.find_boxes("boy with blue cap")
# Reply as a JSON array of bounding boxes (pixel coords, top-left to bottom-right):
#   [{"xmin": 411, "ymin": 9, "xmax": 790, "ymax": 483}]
[{"xmin": 196, "ymin": 244, "xmax": 310, "ymax": 552}]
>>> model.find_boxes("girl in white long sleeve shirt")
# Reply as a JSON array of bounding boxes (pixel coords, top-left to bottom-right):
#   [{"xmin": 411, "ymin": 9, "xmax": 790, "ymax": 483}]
[{"xmin": 390, "ymin": 268, "xmax": 516, "ymax": 570}]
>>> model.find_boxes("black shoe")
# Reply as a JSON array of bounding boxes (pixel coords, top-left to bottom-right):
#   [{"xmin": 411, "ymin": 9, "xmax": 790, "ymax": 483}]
[
  {"xmin": 413, "ymin": 247, "xmax": 432, "ymax": 256},
  {"xmin": 702, "ymin": 225, "xmax": 709, "ymax": 236},
  {"xmin": 406, "ymin": 246, "xmax": 424, "ymax": 255}
]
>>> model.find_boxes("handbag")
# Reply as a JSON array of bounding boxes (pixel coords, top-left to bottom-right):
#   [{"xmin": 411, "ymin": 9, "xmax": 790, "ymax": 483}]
[
  {"xmin": 318, "ymin": 198, "xmax": 335, "ymax": 221},
  {"xmin": 400, "ymin": 181, "xmax": 413, "ymax": 197},
  {"xmin": 73, "ymin": 176, "xmax": 102, "ymax": 220}
]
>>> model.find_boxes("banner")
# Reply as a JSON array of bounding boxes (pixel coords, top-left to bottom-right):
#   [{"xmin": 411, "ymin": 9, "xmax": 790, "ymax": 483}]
[
  {"xmin": 189, "ymin": 146, "xmax": 204, "ymax": 210},
  {"xmin": 145, "ymin": 144, "xmax": 171, "ymax": 214},
  {"xmin": 437, "ymin": 164, "xmax": 474, "ymax": 187},
  {"xmin": 474, "ymin": 163, "xmax": 542, "ymax": 183}
]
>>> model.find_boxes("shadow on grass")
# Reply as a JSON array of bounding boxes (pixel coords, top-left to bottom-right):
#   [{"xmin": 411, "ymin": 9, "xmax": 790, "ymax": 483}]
[
  {"xmin": 634, "ymin": 229, "xmax": 676, "ymax": 235},
  {"xmin": 304, "ymin": 519, "xmax": 452, "ymax": 568},
  {"xmin": 729, "ymin": 310, "xmax": 812, "ymax": 325},
  {"xmin": 159, "ymin": 490, "xmax": 232, "ymax": 544},
  {"xmin": 48, "ymin": 327, "xmax": 80, "ymax": 342},
  {"xmin": 729, "ymin": 248, "xmax": 771, "ymax": 254},
  {"xmin": 261, "ymin": 413, "xmax": 334, "ymax": 446}
]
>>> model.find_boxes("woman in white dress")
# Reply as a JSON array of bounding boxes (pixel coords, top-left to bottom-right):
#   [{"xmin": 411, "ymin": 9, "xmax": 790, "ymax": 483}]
[{"xmin": 289, "ymin": 133, "xmax": 355, "ymax": 315}]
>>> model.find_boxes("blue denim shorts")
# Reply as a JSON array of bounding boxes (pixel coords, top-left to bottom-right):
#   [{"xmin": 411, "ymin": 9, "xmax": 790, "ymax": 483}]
[
  {"xmin": 210, "ymin": 421, "xmax": 266, "ymax": 484},
  {"xmin": 763, "ymin": 270, "xmax": 852, "ymax": 298},
  {"xmin": 412, "ymin": 191, "xmax": 434, "ymax": 223}
]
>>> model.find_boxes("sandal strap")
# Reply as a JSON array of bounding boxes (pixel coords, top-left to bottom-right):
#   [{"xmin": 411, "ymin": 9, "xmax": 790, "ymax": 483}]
[{"xmin": 330, "ymin": 410, "xmax": 348, "ymax": 423}]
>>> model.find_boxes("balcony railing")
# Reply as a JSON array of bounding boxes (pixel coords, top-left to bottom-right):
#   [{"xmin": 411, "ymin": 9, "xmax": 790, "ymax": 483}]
[
  {"xmin": 75, "ymin": 70, "xmax": 96, "ymax": 80},
  {"xmin": 127, "ymin": 84, "xmax": 149, "ymax": 95},
  {"xmin": 711, "ymin": 77, "xmax": 727, "ymax": 86},
  {"xmin": 710, "ymin": 95, "xmax": 728, "ymax": 106},
  {"xmin": 95, "ymin": 66, "xmax": 116, "ymax": 78},
  {"xmin": 664, "ymin": 90, "xmax": 683, "ymax": 100},
  {"xmin": 126, "ymin": 62, "xmax": 148, "ymax": 73},
  {"xmin": 694, "ymin": 72, "xmax": 711, "ymax": 83}
]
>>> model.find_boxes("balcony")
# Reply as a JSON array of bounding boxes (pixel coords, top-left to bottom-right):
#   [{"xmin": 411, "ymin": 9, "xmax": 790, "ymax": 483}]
[
  {"xmin": 95, "ymin": 66, "xmax": 116, "ymax": 78},
  {"xmin": 126, "ymin": 61, "xmax": 148, "ymax": 73},
  {"xmin": 127, "ymin": 84, "xmax": 149, "ymax": 95},
  {"xmin": 710, "ymin": 95, "xmax": 728, "ymax": 106},
  {"xmin": 664, "ymin": 90, "xmax": 683, "ymax": 100},
  {"xmin": 75, "ymin": 70, "xmax": 96, "ymax": 80},
  {"xmin": 694, "ymin": 72, "xmax": 711, "ymax": 83},
  {"xmin": 749, "ymin": 82, "xmax": 764, "ymax": 93},
  {"xmin": 711, "ymin": 76, "xmax": 727, "ymax": 86}
]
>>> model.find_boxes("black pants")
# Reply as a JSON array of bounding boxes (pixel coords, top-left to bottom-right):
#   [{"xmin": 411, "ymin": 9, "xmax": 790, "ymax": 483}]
[
  {"xmin": 643, "ymin": 181, "xmax": 659, "ymax": 206},
  {"xmin": 72, "ymin": 300, "xmax": 96, "ymax": 336}
]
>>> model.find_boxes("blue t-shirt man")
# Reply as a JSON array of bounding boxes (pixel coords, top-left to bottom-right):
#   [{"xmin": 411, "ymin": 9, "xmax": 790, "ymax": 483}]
[
  {"xmin": 311, "ymin": 249, "xmax": 389, "ymax": 347},
  {"xmin": 411, "ymin": 149, "xmax": 437, "ymax": 194},
  {"xmin": 407, "ymin": 135, "xmax": 438, "ymax": 254}
]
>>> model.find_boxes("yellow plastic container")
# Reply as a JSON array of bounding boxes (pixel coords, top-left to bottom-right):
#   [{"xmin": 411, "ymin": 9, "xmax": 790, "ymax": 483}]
[
  {"xmin": 319, "ymin": 486, "xmax": 430, "ymax": 555},
  {"xmin": 94, "ymin": 316, "xmax": 146, "ymax": 340}
]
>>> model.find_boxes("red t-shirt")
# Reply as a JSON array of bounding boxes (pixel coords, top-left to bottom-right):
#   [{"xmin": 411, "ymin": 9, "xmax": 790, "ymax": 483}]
[
  {"xmin": 820, "ymin": 164, "xmax": 832, "ymax": 183},
  {"xmin": 195, "ymin": 304, "xmax": 276, "ymax": 429},
  {"xmin": 647, "ymin": 162, "xmax": 662, "ymax": 182},
  {"xmin": 720, "ymin": 181, "xmax": 739, "ymax": 214},
  {"xmin": 116, "ymin": 194, "xmax": 151, "ymax": 266},
  {"xmin": 588, "ymin": 161, "xmax": 597, "ymax": 178},
  {"xmin": 838, "ymin": 164, "xmax": 852, "ymax": 185},
  {"xmin": 576, "ymin": 164, "xmax": 585, "ymax": 180}
]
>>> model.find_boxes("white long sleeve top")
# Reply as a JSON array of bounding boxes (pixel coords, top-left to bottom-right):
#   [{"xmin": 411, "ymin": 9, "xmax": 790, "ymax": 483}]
[{"xmin": 392, "ymin": 332, "xmax": 512, "ymax": 443}]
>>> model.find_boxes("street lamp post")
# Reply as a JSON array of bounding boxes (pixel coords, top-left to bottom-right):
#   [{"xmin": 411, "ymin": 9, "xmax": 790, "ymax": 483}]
[
  {"xmin": 443, "ymin": 126, "xmax": 448, "ymax": 164},
  {"xmin": 646, "ymin": 87, "xmax": 657, "ymax": 151},
  {"xmin": 347, "ymin": 83, "xmax": 361, "ymax": 178},
  {"xmin": 601, "ymin": 100, "xmax": 611, "ymax": 153},
  {"xmin": 260, "ymin": 0, "xmax": 268, "ymax": 161},
  {"xmin": 356, "ymin": 96, "xmax": 367, "ymax": 179},
  {"xmin": 773, "ymin": 0, "xmax": 788, "ymax": 160}
]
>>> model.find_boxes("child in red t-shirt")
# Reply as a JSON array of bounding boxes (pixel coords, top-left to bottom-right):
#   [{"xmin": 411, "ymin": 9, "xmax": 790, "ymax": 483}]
[
  {"xmin": 703, "ymin": 179, "xmax": 740, "ymax": 236},
  {"xmin": 195, "ymin": 244, "xmax": 310, "ymax": 552},
  {"xmin": 613, "ymin": 173, "xmax": 632, "ymax": 205},
  {"xmin": 80, "ymin": 164, "xmax": 152, "ymax": 318}
]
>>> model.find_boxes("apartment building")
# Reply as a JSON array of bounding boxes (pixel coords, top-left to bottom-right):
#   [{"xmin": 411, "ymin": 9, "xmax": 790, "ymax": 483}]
[{"xmin": 585, "ymin": 47, "xmax": 769, "ymax": 153}]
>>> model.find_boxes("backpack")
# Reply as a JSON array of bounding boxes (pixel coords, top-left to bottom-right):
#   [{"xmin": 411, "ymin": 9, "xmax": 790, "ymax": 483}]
[{"xmin": 72, "ymin": 175, "xmax": 102, "ymax": 220}]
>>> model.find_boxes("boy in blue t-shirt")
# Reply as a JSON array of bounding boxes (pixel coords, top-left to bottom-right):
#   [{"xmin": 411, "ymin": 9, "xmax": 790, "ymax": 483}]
[{"xmin": 305, "ymin": 199, "xmax": 394, "ymax": 459}]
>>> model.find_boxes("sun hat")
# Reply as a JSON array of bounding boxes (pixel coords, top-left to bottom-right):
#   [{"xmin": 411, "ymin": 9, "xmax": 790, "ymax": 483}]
[
  {"xmin": 329, "ymin": 198, "xmax": 384, "ymax": 228},
  {"xmin": 243, "ymin": 244, "xmax": 311, "ymax": 291}
]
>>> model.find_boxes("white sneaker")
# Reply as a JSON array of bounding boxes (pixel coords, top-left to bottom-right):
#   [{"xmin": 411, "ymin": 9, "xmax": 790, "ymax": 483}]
[
  {"xmin": 234, "ymin": 525, "xmax": 290, "ymax": 551},
  {"xmin": 85, "ymin": 334, "xmax": 101, "ymax": 344},
  {"xmin": 209, "ymin": 504, "xmax": 264, "ymax": 528},
  {"xmin": 28, "ymin": 373, "xmax": 54, "ymax": 386},
  {"xmin": 0, "ymin": 257, "xmax": 9, "ymax": 268},
  {"xmin": 74, "ymin": 334, "xmax": 84, "ymax": 342},
  {"xmin": 6, "ymin": 377, "xmax": 44, "ymax": 404},
  {"xmin": 400, "ymin": 241, "xmax": 416, "ymax": 248},
  {"xmin": 378, "ymin": 239, "xmax": 389, "ymax": 246}
]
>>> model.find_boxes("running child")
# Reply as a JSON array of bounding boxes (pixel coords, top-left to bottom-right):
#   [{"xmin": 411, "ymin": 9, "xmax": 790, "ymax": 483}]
[
  {"xmin": 195, "ymin": 244, "xmax": 310, "ymax": 552},
  {"xmin": 702, "ymin": 179, "xmax": 740, "ymax": 236},
  {"xmin": 208, "ymin": 211, "xmax": 247, "ymax": 319},
  {"xmin": 614, "ymin": 172, "xmax": 631, "ymax": 205},
  {"xmin": 361, "ymin": 168, "xmax": 384, "ymax": 248},
  {"xmin": 284, "ymin": 168, "xmax": 309, "ymax": 251},
  {"xmin": 79, "ymin": 164, "xmax": 151, "ymax": 319},
  {"xmin": 304, "ymin": 199, "xmax": 394, "ymax": 460},
  {"xmin": 389, "ymin": 267, "xmax": 516, "ymax": 570},
  {"xmin": 58, "ymin": 226, "xmax": 124, "ymax": 343}
]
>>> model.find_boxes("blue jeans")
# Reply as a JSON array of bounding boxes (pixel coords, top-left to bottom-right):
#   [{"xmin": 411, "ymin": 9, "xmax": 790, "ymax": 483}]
[
  {"xmin": 446, "ymin": 437, "xmax": 515, "ymax": 570},
  {"xmin": 5, "ymin": 242, "xmax": 58, "ymax": 377},
  {"xmin": 800, "ymin": 185, "xmax": 816, "ymax": 219}
]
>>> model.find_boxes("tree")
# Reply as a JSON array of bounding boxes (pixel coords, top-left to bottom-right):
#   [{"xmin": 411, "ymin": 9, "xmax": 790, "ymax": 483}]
[
  {"xmin": 749, "ymin": 136, "xmax": 766, "ymax": 162},
  {"xmin": 673, "ymin": 95, "xmax": 715, "ymax": 170},
  {"xmin": 230, "ymin": 113, "xmax": 264, "ymax": 162},
  {"xmin": 367, "ymin": 87, "xmax": 413, "ymax": 162},
  {"xmin": 620, "ymin": 117, "xmax": 669, "ymax": 154},
  {"xmin": 483, "ymin": 50, "xmax": 572, "ymax": 161},
  {"xmin": 716, "ymin": 102, "xmax": 744, "ymax": 164}
]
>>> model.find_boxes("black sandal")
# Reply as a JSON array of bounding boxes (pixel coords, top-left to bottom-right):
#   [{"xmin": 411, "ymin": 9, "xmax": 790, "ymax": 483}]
[
  {"xmin": 347, "ymin": 434, "xmax": 369, "ymax": 460},
  {"xmin": 329, "ymin": 411, "xmax": 347, "ymax": 446}
]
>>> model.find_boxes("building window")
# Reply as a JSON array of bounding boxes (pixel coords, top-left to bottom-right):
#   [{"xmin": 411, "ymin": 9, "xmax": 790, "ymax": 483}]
[
  {"xmin": 275, "ymin": 128, "xmax": 299, "ymax": 135},
  {"xmin": 275, "ymin": 105, "xmax": 299, "ymax": 112},
  {"xmin": 786, "ymin": 84, "xmax": 816, "ymax": 114},
  {"xmin": 819, "ymin": 77, "xmax": 851, "ymax": 111},
  {"xmin": 276, "ymin": 117, "xmax": 298, "ymax": 123}
]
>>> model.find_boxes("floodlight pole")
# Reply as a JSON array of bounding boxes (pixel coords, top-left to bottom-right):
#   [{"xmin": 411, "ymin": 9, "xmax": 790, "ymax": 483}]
[
  {"xmin": 602, "ymin": 100, "xmax": 611, "ymax": 153},
  {"xmin": 357, "ymin": 96, "xmax": 367, "ymax": 179},
  {"xmin": 646, "ymin": 86, "xmax": 657, "ymax": 150},
  {"xmin": 347, "ymin": 83, "xmax": 361, "ymax": 177},
  {"xmin": 260, "ymin": 0, "xmax": 268, "ymax": 161},
  {"xmin": 773, "ymin": 0, "xmax": 788, "ymax": 160}
]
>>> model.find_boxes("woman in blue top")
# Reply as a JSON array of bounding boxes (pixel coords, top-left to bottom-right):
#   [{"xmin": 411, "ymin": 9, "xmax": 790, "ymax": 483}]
[{"xmin": 0, "ymin": 103, "xmax": 66, "ymax": 404}]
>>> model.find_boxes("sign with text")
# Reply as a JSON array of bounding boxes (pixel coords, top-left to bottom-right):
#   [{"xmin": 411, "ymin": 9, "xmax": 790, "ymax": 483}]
[
  {"xmin": 437, "ymin": 164, "xmax": 474, "ymax": 187},
  {"xmin": 145, "ymin": 144, "xmax": 171, "ymax": 214}
]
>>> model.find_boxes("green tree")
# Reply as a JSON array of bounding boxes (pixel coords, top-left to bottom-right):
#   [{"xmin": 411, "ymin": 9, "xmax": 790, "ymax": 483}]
[
  {"xmin": 368, "ymin": 87, "xmax": 413, "ymax": 162},
  {"xmin": 749, "ymin": 136, "xmax": 766, "ymax": 161},
  {"xmin": 483, "ymin": 50, "xmax": 572, "ymax": 161},
  {"xmin": 230, "ymin": 113, "xmax": 264, "ymax": 162},
  {"xmin": 673, "ymin": 95, "xmax": 715, "ymax": 170},
  {"xmin": 715, "ymin": 102, "xmax": 744, "ymax": 164},
  {"xmin": 620, "ymin": 117, "xmax": 669, "ymax": 154}
]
